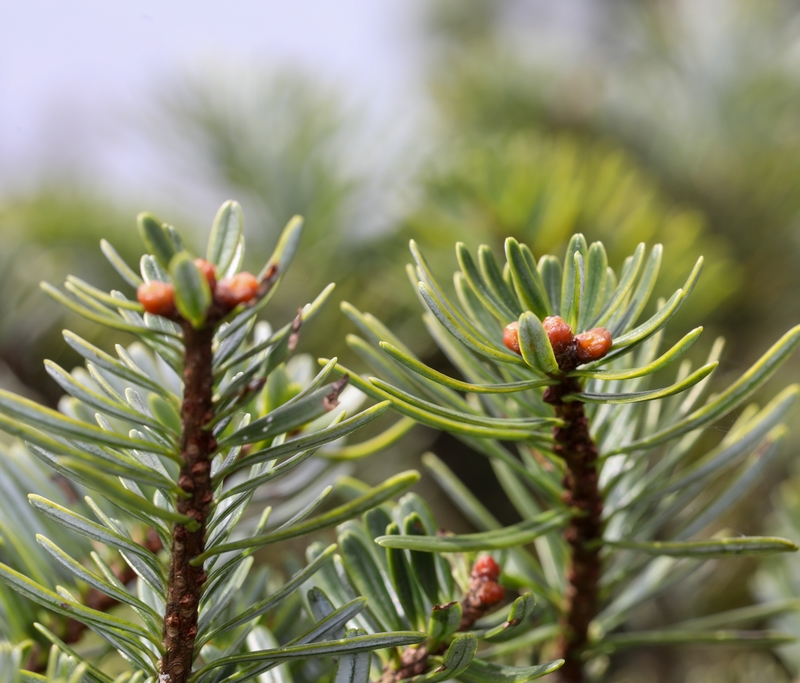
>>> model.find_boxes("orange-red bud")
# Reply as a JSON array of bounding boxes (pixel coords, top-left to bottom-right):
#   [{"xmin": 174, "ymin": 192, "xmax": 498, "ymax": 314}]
[
  {"xmin": 502, "ymin": 321, "xmax": 521, "ymax": 354},
  {"xmin": 194, "ymin": 258, "xmax": 217, "ymax": 290},
  {"xmin": 542, "ymin": 316, "xmax": 574, "ymax": 356},
  {"xmin": 137, "ymin": 281, "xmax": 176, "ymax": 317},
  {"xmin": 215, "ymin": 272, "xmax": 260, "ymax": 309},
  {"xmin": 477, "ymin": 580, "xmax": 505, "ymax": 606},
  {"xmin": 575, "ymin": 327, "xmax": 613, "ymax": 363},
  {"xmin": 472, "ymin": 555, "xmax": 501, "ymax": 581}
]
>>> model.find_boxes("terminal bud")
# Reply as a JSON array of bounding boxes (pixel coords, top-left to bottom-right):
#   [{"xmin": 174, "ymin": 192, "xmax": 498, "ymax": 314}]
[
  {"xmin": 137, "ymin": 281, "xmax": 176, "ymax": 317},
  {"xmin": 502, "ymin": 321, "xmax": 521, "ymax": 354},
  {"xmin": 194, "ymin": 259, "xmax": 217, "ymax": 290},
  {"xmin": 215, "ymin": 272, "xmax": 260, "ymax": 309},
  {"xmin": 575, "ymin": 327, "xmax": 613, "ymax": 363}
]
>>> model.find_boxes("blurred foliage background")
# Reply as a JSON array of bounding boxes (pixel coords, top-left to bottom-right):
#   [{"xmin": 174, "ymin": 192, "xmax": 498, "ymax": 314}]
[{"xmin": 4, "ymin": 0, "xmax": 800, "ymax": 680}]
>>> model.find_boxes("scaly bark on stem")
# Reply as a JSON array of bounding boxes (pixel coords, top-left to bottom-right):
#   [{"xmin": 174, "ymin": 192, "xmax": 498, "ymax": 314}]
[
  {"xmin": 160, "ymin": 322, "xmax": 216, "ymax": 683},
  {"xmin": 544, "ymin": 378, "xmax": 603, "ymax": 683}
]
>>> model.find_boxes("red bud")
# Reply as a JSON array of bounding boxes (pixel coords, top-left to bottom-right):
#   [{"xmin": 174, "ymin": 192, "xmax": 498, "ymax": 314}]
[
  {"xmin": 575, "ymin": 327, "xmax": 612, "ymax": 363},
  {"xmin": 215, "ymin": 272, "xmax": 260, "ymax": 309},
  {"xmin": 137, "ymin": 281, "xmax": 176, "ymax": 317},
  {"xmin": 542, "ymin": 316, "xmax": 574, "ymax": 356},
  {"xmin": 472, "ymin": 555, "xmax": 501, "ymax": 581},
  {"xmin": 194, "ymin": 259, "xmax": 217, "ymax": 290},
  {"xmin": 477, "ymin": 581, "xmax": 505, "ymax": 606},
  {"xmin": 502, "ymin": 321, "xmax": 521, "ymax": 355}
]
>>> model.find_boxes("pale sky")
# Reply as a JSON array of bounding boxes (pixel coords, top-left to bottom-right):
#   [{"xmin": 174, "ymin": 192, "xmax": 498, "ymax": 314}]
[{"xmin": 0, "ymin": 1, "xmax": 427, "ymax": 204}]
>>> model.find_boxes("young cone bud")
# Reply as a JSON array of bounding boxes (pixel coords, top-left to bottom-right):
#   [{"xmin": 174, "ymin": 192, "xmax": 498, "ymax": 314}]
[
  {"xmin": 503, "ymin": 321, "xmax": 521, "ymax": 355},
  {"xmin": 477, "ymin": 581, "xmax": 505, "ymax": 606},
  {"xmin": 137, "ymin": 281, "xmax": 176, "ymax": 317},
  {"xmin": 472, "ymin": 555, "xmax": 501, "ymax": 581},
  {"xmin": 542, "ymin": 316, "xmax": 574, "ymax": 356},
  {"xmin": 194, "ymin": 258, "xmax": 217, "ymax": 290},
  {"xmin": 575, "ymin": 327, "xmax": 613, "ymax": 363},
  {"xmin": 215, "ymin": 272, "xmax": 260, "ymax": 309}
]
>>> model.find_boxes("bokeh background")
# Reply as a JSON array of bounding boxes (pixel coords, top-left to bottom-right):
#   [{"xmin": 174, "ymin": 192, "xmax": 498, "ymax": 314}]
[{"xmin": 4, "ymin": 0, "xmax": 800, "ymax": 680}]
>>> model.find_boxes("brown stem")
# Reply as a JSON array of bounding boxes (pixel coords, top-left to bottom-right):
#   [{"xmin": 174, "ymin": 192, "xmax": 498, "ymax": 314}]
[
  {"xmin": 27, "ymin": 269, "xmax": 282, "ymax": 676},
  {"xmin": 544, "ymin": 378, "xmax": 603, "ymax": 683},
  {"xmin": 160, "ymin": 322, "xmax": 216, "ymax": 683}
]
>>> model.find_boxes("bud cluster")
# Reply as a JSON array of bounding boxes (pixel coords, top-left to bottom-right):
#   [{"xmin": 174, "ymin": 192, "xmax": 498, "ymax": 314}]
[
  {"xmin": 136, "ymin": 259, "xmax": 262, "ymax": 320},
  {"xmin": 460, "ymin": 555, "xmax": 505, "ymax": 629},
  {"xmin": 472, "ymin": 555, "xmax": 505, "ymax": 605},
  {"xmin": 503, "ymin": 315, "xmax": 612, "ymax": 371}
]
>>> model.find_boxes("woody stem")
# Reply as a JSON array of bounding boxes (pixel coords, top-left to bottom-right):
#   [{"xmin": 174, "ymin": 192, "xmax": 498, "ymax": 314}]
[
  {"xmin": 160, "ymin": 322, "xmax": 216, "ymax": 683},
  {"xmin": 545, "ymin": 378, "xmax": 603, "ymax": 683}
]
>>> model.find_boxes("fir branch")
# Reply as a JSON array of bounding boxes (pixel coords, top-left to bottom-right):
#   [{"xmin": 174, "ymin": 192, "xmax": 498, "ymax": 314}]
[
  {"xmin": 339, "ymin": 235, "xmax": 800, "ymax": 681},
  {"xmin": 0, "ymin": 203, "xmax": 429, "ymax": 680}
]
